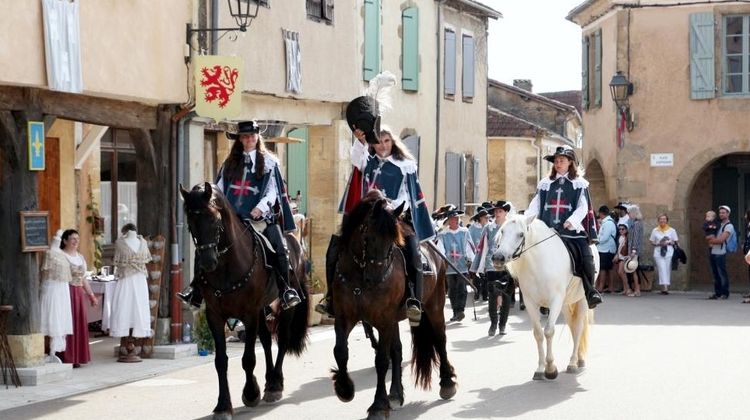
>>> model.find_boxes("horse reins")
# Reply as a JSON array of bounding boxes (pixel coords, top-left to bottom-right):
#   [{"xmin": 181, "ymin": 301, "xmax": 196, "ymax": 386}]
[{"xmin": 508, "ymin": 230, "xmax": 558, "ymax": 262}]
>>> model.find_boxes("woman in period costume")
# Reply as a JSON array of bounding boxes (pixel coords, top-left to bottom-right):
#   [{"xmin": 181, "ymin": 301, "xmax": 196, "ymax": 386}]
[
  {"xmin": 525, "ymin": 146, "xmax": 603, "ymax": 309},
  {"xmin": 40, "ymin": 230, "xmax": 73, "ymax": 360},
  {"xmin": 59, "ymin": 229, "xmax": 99, "ymax": 367},
  {"xmin": 110, "ymin": 223, "xmax": 153, "ymax": 340}
]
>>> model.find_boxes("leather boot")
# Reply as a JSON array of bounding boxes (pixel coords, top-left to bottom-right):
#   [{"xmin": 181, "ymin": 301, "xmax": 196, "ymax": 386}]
[
  {"xmin": 265, "ymin": 224, "xmax": 301, "ymax": 310},
  {"xmin": 315, "ymin": 235, "xmax": 338, "ymax": 316},
  {"xmin": 581, "ymin": 248, "xmax": 603, "ymax": 309},
  {"xmin": 403, "ymin": 234, "xmax": 423, "ymax": 326},
  {"xmin": 176, "ymin": 286, "xmax": 203, "ymax": 308}
]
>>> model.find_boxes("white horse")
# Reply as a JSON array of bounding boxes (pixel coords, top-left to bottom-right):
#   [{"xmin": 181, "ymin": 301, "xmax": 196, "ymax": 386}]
[{"xmin": 491, "ymin": 213, "xmax": 596, "ymax": 380}]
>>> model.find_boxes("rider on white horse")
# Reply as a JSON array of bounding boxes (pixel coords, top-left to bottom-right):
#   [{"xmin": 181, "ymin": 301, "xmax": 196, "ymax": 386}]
[{"xmin": 525, "ymin": 146, "xmax": 603, "ymax": 309}]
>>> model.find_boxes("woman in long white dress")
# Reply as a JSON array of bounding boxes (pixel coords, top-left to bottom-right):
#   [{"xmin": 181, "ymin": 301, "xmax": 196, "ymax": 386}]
[
  {"xmin": 110, "ymin": 223, "xmax": 153, "ymax": 338},
  {"xmin": 40, "ymin": 230, "xmax": 73, "ymax": 358}
]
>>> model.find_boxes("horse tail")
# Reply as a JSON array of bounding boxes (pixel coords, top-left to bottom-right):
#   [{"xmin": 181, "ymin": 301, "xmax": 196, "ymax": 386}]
[
  {"xmin": 286, "ymin": 287, "xmax": 309, "ymax": 357},
  {"xmin": 410, "ymin": 310, "xmax": 439, "ymax": 390}
]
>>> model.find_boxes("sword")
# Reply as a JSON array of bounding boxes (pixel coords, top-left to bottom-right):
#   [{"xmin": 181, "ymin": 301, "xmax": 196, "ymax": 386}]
[{"xmin": 425, "ymin": 240, "xmax": 477, "ymax": 293}]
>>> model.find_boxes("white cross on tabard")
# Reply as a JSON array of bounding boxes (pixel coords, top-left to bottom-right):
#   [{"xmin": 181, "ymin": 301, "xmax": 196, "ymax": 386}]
[
  {"xmin": 543, "ymin": 187, "xmax": 573, "ymax": 223},
  {"xmin": 228, "ymin": 166, "xmax": 260, "ymax": 202},
  {"xmin": 367, "ymin": 160, "xmax": 386, "ymax": 190}
]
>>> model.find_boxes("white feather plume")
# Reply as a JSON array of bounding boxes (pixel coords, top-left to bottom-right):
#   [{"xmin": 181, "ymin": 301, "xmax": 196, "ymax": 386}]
[{"xmin": 364, "ymin": 71, "xmax": 397, "ymax": 115}]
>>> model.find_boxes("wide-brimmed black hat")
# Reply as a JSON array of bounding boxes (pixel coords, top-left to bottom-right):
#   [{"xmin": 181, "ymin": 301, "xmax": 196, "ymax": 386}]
[
  {"xmin": 444, "ymin": 209, "xmax": 464, "ymax": 219},
  {"xmin": 470, "ymin": 208, "xmax": 489, "ymax": 222},
  {"xmin": 480, "ymin": 201, "xmax": 495, "ymax": 211},
  {"xmin": 346, "ymin": 96, "xmax": 381, "ymax": 145},
  {"xmin": 432, "ymin": 204, "xmax": 457, "ymax": 220},
  {"xmin": 227, "ymin": 120, "xmax": 260, "ymax": 140},
  {"xmin": 491, "ymin": 200, "xmax": 512, "ymax": 212},
  {"xmin": 614, "ymin": 202, "xmax": 629, "ymax": 212},
  {"xmin": 544, "ymin": 146, "xmax": 577, "ymax": 163}
]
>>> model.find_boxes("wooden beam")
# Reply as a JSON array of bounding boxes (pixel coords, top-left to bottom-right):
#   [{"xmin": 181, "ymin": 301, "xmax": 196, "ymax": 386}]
[
  {"xmin": 0, "ymin": 86, "xmax": 158, "ymax": 130},
  {"xmin": 75, "ymin": 124, "xmax": 108, "ymax": 169}
]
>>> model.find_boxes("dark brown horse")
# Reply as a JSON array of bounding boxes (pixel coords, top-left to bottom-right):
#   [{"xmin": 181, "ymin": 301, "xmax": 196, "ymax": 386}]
[
  {"xmin": 332, "ymin": 191, "xmax": 457, "ymax": 420},
  {"xmin": 181, "ymin": 182, "xmax": 309, "ymax": 420}
]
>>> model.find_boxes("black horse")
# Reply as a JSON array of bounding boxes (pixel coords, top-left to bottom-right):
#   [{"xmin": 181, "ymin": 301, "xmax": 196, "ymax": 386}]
[
  {"xmin": 181, "ymin": 182, "xmax": 309, "ymax": 420},
  {"xmin": 332, "ymin": 190, "xmax": 457, "ymax": 420}
]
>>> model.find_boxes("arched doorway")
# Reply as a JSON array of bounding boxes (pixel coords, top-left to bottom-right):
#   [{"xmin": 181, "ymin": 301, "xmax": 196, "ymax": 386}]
[
  {"xmin": 686, "ymin": 153, "xmax": 750, "ymax": 289},
  {"xmin": 586, "ymin": 159, "xmax": 606, "ymax": 209}
]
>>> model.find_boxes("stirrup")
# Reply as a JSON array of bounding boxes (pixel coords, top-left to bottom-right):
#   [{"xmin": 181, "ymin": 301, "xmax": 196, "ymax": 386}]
[
  {"xmin": 176, "ymin": 289, "xmax": 201, "ymax": 309},
  {"xmin": 405, "ymin": 299, "xmax": 422, "ymax": 327},
  {"xmin": 281, "ymin": 289, "xmax": 302, "ymax": 310},
  {"xmin": 263, "ymin": 306, "xmax": 275, "ymax": 322},
  {"xmin": 314, "ymin": 297, "xmax": 333, "ymax": 316}
]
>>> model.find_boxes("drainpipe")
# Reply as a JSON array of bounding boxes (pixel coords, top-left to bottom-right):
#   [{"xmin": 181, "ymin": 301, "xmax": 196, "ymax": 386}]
[
  {"xmin": 433, "ymin": 1, "xmax": 445, "ymax": 209},
  {"xmin": 210, "ymin": 0, "xmax": 219, "ymax": 54},
  {"xmin": 170, "ymin": 105, "xmax": 193, "ymax": 343}
]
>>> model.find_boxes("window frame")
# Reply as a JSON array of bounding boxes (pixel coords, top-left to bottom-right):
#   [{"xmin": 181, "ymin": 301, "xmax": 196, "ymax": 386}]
[
  {"xmin": 99, "ymin": 129, "xmax": 137, "ymax": 246},
  {"xmin": 306, "ymin": 0, "xmax": 334, "ymax": 25},
  {"xmin": 722, "ymin": 14, "xmax": 750, "ymax": 96}
]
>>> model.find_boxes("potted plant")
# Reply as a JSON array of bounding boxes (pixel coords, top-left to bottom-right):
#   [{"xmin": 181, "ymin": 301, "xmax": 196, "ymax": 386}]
[{"xmin": 193, "ymin": 309, "xmax": 214, "ymax": 355}]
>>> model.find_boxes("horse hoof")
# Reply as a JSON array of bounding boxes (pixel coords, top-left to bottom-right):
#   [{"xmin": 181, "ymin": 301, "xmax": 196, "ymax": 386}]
[
  {"xmin": 532, "ymin": 371, "xmax": 545, "ymax": 381},
  {"xmin": 212, "ymin": 413, "xmax": 232, "ymax": 420},
  {"xmin": 367, "ymin": 411, "xmax": 388, "ymax": 420},
  {"xmin": 388, "ymin": 396, "xmax": 403, "ymax": 409},
  {"xmin": 242, "ymin": 392, "xmax": 260, "ymax": 408},
  {"xmin": 262, "ymin": 390, "xmax": 283, "ymax": 403},
  {"xmin": 545, "ymin": 368, "xmax": 558, "ymax": 380},
  {"xmin": 566, "ymin": 365, "xmax": 578, "ymax": 374},
  {"xmin": 578, "ymin": 359, "xmax": 586, "ymax": 368},
  {"xmin": 439, "ymin": 383, "xmax": 457, "ymax": 400},
  {"xmin": 334, "ymin": 378, "xmax": 355, "ymax": 403}
]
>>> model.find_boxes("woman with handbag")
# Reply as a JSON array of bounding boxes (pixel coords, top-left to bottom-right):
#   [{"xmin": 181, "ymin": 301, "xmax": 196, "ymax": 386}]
[{"xmin": 649, "ymin": 213, "xmax": 679, "ymax": 295}]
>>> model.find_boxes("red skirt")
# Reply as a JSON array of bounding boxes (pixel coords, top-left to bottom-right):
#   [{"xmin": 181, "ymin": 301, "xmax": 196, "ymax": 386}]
[{"xmin": 60, "ymin": 285, "xmax": 91, "ymax": 365}]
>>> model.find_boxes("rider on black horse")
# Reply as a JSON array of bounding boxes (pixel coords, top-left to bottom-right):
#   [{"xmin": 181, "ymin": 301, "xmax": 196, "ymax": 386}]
[{"xmin": 178, "ymin": 120, "xmax": 302, "ymax": 311}]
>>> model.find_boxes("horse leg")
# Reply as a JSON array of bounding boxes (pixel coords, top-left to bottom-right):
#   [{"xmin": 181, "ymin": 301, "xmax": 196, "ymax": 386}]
[
  {"xmin": 525, "ymin": 301, "xmax": 546, "ymax": 381},
  {"xmin": 257, "ymin": 316, "xmax": 283, "ymax": 403},
  {"xmin": 363, "ymin": 322, "xmax": 378, "ymax": 351},
  {"xmin": 567, "ymin": 298, "xmax": 588, "ymax": 372},
  {"xmin": 543, "ymin": 299, "xmax": 563, "ymax": 380},
  {"xmin": 430, "ymin": 310, "xmax": 458, "ymax": 400},
  {"xmin": 240, "ymin": 318, "xmax": 261, "ymax": 408},
  {"xmin": 387, "ymin": 324, "xmax": 404, "ymax": 409},
  {"xmin": 332, "ymin": 316, "xmax": 356, "ymax": 402},
  {"xmin": 367, "ymin": 325, "xmax": 393, "ymax": 420},
  {"xmin": 206, "ymin": 311, "xmax": 233, "ymax": 419}
]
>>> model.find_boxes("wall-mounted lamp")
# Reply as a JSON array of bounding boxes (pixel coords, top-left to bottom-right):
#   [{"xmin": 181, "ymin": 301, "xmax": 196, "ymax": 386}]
[
  {"xmin": 608, "ymin": 71, "xmax": 635, "ymax": 132},
  {"xmin": 185, "ymin": 0, "xmax": 260, "ymax": 63}
]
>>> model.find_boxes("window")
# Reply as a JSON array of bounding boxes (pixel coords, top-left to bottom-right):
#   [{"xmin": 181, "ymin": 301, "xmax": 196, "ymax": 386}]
[
  {"xmin": 462, "ymin": 34, "xmax": 475, "ymax": 100},
  {"xmin": 363, "ymin": 0, "xmax": 380, "ymax": 81},
  {"xmin": 724, "ymin": 15, "xmax": 750, "ymax": 95},
  {"xmin": 307, "ymin": 0, "xmax": 333, "ymax": 24},
  {"xmin": 444, "ymin": 28, "xmax": 456, "ymax": 97},
  {"xmin": 402, "ymin": 7, "xmax": 419, "ymax": 92},
  {"xmin": 100, "ymin": 129, "xmax": 137, "ymax": 245}
]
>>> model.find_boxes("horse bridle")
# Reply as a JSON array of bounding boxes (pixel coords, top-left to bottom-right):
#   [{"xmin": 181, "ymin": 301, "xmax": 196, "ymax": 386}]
[
  {"xmin": 507, "ymin": 227, "xmax": 558, "ymax": 262},
  {"xmin": 351, "ymin": 224, "xmax": 395, "ymax": 270},
  {"xmin": 187, "ymin": 207, "xmax": 231, "ymax": 258}
]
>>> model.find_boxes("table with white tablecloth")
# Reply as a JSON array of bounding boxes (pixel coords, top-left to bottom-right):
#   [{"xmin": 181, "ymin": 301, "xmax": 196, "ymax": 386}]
[{"xmin": 86, "ymin": 277, "xmax": 117, "ymax": 333}]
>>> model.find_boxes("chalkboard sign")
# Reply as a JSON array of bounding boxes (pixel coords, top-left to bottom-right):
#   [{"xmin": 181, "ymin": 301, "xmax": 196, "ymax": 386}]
[{"xmin": 20, "ymin": 211, "xmax": 49, "ymax": 252}]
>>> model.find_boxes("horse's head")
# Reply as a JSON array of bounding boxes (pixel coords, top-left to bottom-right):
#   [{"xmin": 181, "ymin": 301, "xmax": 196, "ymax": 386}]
[
  {"xmin": 180, "ymin": 182, "xmax": 228, "ymax": 273},
  {"xmin": 341, "ymin": 190, "xmax": 405, "ymax": 282},
  {"xmin": 492, "ymin": 213, "xmax": 536, "ymax": 269}
]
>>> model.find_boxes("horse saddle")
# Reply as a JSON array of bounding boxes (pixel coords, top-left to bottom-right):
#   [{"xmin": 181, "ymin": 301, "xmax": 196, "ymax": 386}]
[
  {"xmin": 419, "ymin": 245, "xmax": 436, "ymax": 275},
  {"xmin": 560, "ymin": 238, "xmax": 585, "ymax": 279},
  {"xmin": 243, "ymin": 219, "xmax": 275, "ymax": 270}
]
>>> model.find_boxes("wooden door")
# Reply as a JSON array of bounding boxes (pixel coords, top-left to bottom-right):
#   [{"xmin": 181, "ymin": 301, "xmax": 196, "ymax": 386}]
[
  {"xmin": 286, "ymin": 128, "xmax": 308, "ymax": 214},
  {"xmin": 37, "ymin": 137, "xmax": 60, "ymax": 238}
]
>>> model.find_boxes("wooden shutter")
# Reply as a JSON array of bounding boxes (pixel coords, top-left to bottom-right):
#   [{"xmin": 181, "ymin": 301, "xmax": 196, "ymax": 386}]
[
  {"xmin": 582, "ymin": 36, "xmax": 590, "ymax": 110},
  {"xmin": 286, "ymin": 128, "xmax": 309, "ymax": 214},
  {"xmin": 473, "ymin": 157, "xmax": 480, "ymax": 203},
  {"xmin": 594, "ymin": 29, "xmax": 602, "ymax": 107},
  {"xmin": 402, "ymin": 7, "xmax": 419, "ymax": 91},
  {"xmin": 690, "ymin": 12, "xmax": 716, "ymax": 99},
  {"xmin": 444, "ymin": 29, "xmax": 456, "ymax": 96},
  {"xmin": 402, "ymin": 135, "xmax": 420, "ymax": 166},
  {"xmin": 322, "ymin": 0, "xmax": 334, "ymax": 22},
  {"xmin": 462, "ymin": 35, "xmax": 475, "ymax": 98},
  {"xmin": 445, "ymin": 152, "xmax": 461, "ymax": 206},
  {"xmin": 363, "ymin": 0, "xmax": 381, "ymax": 81}
]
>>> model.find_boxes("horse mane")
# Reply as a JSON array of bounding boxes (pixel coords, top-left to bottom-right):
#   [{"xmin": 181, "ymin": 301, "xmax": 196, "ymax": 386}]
[
  {"xmin": 339, "ymin": 190, "xmax": 404, "ymax": 248},
  {"xmin": 184, "ymin": 183, "xmax": 246, "ymax": 239}
]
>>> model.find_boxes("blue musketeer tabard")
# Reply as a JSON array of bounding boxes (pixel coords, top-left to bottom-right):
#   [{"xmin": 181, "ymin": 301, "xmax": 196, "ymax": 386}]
[
  {"xmin": 538, "ymin": 176, "xmax": 586, "ymax": 239},
  {"xmin": 363, "ymin": 156, "xmax": 404, "ymax": 200},
  {"xmin": 222, "ymin": 155, "xmax": 263, "ymax": 218},
  {"xmin": 439, "ymin": 227, "xmax": 472, "ymax": 274},
  {"xmin": 471, "ymin": 222, "xmax": 502, "ymax": 273}
]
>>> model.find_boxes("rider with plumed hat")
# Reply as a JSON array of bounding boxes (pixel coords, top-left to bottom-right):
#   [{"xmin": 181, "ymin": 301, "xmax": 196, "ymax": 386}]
[
  {"xmin": 178, "ymin": 120, "xmax": 302, "ymax": 311},
  {"xmin": 525, "ymin": 146, "xmax": 602, "ymax": 309}
]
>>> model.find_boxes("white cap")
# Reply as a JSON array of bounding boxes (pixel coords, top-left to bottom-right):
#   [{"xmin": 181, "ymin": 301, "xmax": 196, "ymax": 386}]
[{"xmin": 718, "ymin": 205, "xmax": 731, "ymax": 214}]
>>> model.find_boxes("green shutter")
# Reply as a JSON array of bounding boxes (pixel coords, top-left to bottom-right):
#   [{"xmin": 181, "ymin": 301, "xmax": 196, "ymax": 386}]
[
  {"xmin": 286, "ymin": 128, "xmax": 308, "ymax": 214},
  {"xmin": 594, "ymin": 29, "xmax": 602, "ymax": 107},
  {"xmin": 582, "ymin": 36, "xmax": 590, "ymax": 110},
  {"xmin": 402, "ymin": 7, "xmax": 419, "ymax": 91},
  {"xmin": 690, "ymin": 12, "xmax": 716, "ymax": 99},
  {"xmin": 363, "ymin": 0, "xmax": 381, "ymax": 81}
]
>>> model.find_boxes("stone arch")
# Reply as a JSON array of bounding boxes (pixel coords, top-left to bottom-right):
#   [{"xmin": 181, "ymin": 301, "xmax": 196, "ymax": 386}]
[{"xmin": 585, "ymin": 159, "xmax": 606, "ymax": 209}]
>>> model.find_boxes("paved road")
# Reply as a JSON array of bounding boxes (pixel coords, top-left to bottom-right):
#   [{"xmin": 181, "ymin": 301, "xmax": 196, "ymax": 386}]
[{"xmin": 2, "ymin": 291, "xmax": 749, "ymax": 419}]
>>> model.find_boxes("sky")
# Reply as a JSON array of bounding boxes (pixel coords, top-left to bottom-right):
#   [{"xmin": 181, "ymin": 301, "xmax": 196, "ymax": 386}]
[{"xmin": 478, "ymin": 0, "xmax": 585, "ymax": 93}]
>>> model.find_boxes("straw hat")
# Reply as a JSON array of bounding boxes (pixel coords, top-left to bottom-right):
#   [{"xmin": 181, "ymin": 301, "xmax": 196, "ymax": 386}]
[{"xmin": 624, "ymin": 255, "xmax": 639, "ymax": 274}]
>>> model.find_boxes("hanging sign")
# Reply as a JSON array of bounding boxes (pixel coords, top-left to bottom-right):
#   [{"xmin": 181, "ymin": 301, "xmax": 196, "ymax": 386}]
[
  {"xmin": 28, "ymin": 121, "xmax": 45, "ymax": 171},
  {"xmin": 195, "ymin": 55, "xmax": 243, "ymax": 120}
]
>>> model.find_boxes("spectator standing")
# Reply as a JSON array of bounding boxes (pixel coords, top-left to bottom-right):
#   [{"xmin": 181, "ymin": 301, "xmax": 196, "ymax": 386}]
[
  {"xmin": 614, "ymin": 224, "xmax": 633, "ymax": 296},
  {"xmin": 649, "ymin": 213, "xmax": 679, "ymax": 294},
  {"xmin": 628, "ymin": 205, "xmax": 645, "ymax": 296},
  {"xmin": 595, "ymin": 206, "xmax": 617, "ymax": 293},
  {"xmin": 707, "ymin": 205, "xmax": 734, "ymax": 299}
]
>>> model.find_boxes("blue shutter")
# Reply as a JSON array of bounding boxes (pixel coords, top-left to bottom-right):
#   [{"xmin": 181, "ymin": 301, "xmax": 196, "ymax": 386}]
[
  {"xmin": 582, "ymin": 36, "xmax": 590, "ymax": 110},
  {"xmin": 403, "ymin": 135, "xmax": 420, "ymax": 166},
  {"xmin": 473, "ymin": 157, "xmax": 480, "ymax": 203},
  {"xmin": 690, "ymin": 12, "xmax": 716, "ymax": 99},
  {"xmin": 445, "ymin": 152, "xmax": 460, "ymax": 206},
  {"xmin": 363, "ymin": 0, "xmax": 381, "ymax": 81},
  {"xmin": 286, "ymin": 128, "xmax": 308, "ymax": 214},
  {"xmin": 594, "ymin": 29, "xmax": 602, "ymax": 107},
  {"xmin": 462, "ymin": 35, "xmax": 475, "ymax": 98},
  {"xmin": 402, "ymin": 7, "xmax": 419, "ymax": 91},
  {"xmin": 444, "ymin": 29, "xmax": 456, "ymax": 96}
]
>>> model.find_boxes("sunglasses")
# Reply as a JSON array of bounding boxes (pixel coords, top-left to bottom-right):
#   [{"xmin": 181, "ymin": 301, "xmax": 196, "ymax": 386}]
[{"xmin": 618, "ymin": 227, "xmax": 627, "ymax": 231}]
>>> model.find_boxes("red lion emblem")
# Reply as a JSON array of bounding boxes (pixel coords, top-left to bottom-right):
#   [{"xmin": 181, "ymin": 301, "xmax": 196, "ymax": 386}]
[{"xmin": 200, "ymin": 65, "xmax": 239, "ymax": 108}]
